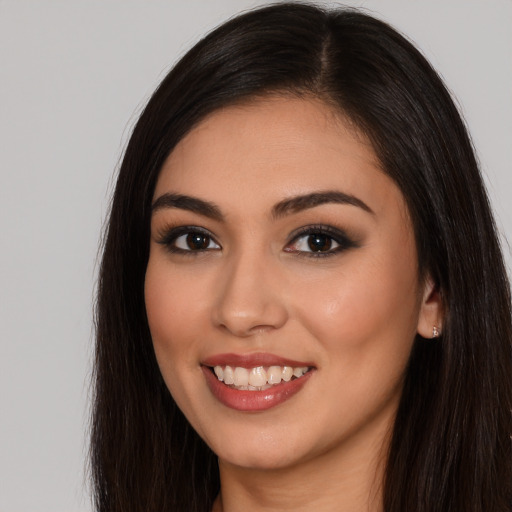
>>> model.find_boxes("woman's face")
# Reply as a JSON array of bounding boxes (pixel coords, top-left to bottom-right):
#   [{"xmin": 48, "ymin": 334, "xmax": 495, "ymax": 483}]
[{"xmin": 145, "ymin": 96, "xmax": 435, "ymax": 471}]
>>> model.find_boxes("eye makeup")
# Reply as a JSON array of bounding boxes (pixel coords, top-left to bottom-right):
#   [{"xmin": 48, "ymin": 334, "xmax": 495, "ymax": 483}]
[
  {"xmin": 156, "ymin": 225, "xmax": 221, "ymax": 256},
  {"xmin": 284, "ymin": 224, "xmax": 359, "ymax": 258},
  {"xmin": 154, "ymin": 221, "xmax": 359, "ymax": 259}
]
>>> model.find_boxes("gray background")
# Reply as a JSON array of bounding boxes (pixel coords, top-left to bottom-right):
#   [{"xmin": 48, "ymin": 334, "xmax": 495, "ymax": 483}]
[{"xmin": 1, "ymin": 1, "xmax": 510, "ymax": 510}]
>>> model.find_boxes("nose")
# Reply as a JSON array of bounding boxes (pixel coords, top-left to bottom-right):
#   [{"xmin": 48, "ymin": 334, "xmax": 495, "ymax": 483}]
[{"xmin": 211, "ymin": 250, "xmax": 289, "ymax": 337}]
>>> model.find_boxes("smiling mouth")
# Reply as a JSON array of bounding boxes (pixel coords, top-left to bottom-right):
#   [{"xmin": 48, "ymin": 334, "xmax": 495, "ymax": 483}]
[
  {"xmin": 202, "ymin": 357, "xmax": 315, "ymax": 411},
  {"xmin": 210, "ymin": 365, "xmax": 312, "ymax": 391}
]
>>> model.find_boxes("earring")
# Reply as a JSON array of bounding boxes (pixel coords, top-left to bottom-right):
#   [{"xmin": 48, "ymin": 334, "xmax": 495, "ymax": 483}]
[{"xmin": 432, "ymin": 325, "xmax": 440, "ymax": 338}]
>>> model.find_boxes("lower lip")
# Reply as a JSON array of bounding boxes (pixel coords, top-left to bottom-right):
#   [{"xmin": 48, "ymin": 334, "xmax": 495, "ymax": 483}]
[{"xmin": 202, "ymin": 366, "xmax": 313, "ymax": 412}]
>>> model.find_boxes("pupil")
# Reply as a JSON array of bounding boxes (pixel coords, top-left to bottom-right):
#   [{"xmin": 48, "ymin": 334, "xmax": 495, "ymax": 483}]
[
  {"xmin": 187, "ymin": 233, "xmax": 209, "ymax": 250},
  {"xmin": 307, "ymin": 234, "xmax": 331, "ymax": 252}
]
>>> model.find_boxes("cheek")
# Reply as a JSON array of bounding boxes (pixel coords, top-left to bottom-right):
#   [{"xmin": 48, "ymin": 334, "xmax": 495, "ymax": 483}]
[
  {"xmin": 291, "ymin": 248, "xmax": 421, "ymax": 362},
  {"xmin": 144, "ymin": 259, "xmax": 214, "ymax": 425},
  {"xmin": 144, "ymin": 259, "xmax": 205, "ymax": 371},
  {"xmin": 288, "ymin": 252, "xmax": 421, "ymax": 435}
]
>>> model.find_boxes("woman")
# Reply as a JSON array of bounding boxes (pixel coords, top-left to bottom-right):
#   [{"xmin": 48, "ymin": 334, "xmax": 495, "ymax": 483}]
[{"xmin": 91, "ymin": 3, "xmax": 512, "ymax": 511}]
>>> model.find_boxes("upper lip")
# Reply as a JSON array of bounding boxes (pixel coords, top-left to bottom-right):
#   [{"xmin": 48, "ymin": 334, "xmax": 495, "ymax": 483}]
[{"xmin": 202, "ymin": 352, "xmax": 314, "ymax": 368}]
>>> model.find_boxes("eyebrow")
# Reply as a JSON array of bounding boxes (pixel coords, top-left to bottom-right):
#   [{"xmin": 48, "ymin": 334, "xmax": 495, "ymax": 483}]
[
  {"xmin": 271, "ymin": 191, "xmax": 374, "ymax": 219},
  {"xmin": 151, "ymin": 190, "xmax": 374, "ymax": 221},
  {"xmin": 151, "ymin": 193, "xmax": 223, "ymax": 221}
]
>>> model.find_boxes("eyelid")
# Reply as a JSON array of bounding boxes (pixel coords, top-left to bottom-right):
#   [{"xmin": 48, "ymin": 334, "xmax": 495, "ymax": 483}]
[
  {"xmin": 285, "ymin": 224, "xmax": 358, "ymax": 257},
  {"xmin": 155, "ymin": 225, "xmax": 221, "ymax": 254},
  {"xmin": 154, "ymin": 223, "xmax": 358, "ymax": 257}
]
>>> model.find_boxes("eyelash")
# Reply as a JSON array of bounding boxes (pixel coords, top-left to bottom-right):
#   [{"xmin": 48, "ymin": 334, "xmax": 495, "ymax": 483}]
[
  {"xmin": 156, "ymin": 224, "xmax": 357, "ymax": 258},
  {"xmin": 285, "ymin": 225, "xmax": 358, "ymax": 258},
  {"xmin": 156, "ymin": 225, "xmax": 220, "ymax": 256}
]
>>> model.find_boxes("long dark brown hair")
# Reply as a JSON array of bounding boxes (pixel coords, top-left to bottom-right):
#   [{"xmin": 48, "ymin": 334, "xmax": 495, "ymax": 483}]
[{"xmin": 91, "ymin": 3, "xmax": 512, "ymax": 511}]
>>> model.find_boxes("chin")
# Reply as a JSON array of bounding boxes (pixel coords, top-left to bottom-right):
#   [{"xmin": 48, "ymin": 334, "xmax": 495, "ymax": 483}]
[
  {"xmin": 203, "ymin": 421, "xmax": 309, "ymax": 471},
  {"xmin": 216, "ymin": 442, "xmax": 304, "ymax": 471}
]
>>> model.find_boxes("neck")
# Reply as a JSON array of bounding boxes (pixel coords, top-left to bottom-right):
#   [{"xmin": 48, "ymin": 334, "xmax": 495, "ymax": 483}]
[{"xmin": 213, "ymin": 417, "xmax": 391, "ymax": 512}]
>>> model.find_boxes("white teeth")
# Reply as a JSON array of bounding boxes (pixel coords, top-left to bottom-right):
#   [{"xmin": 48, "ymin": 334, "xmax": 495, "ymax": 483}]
[
  {"xmin": 223, "ymin": 366, "xmax": 234, "ymax": 385},
  {"xmin": 214, "ymin": 366, "xmax": 224, "ymax": 381},
  {"xmin": 233, "ymin": 367, "xmax": 249, "ymax": 386},
  {"xmin": 248, "ymin": 366, "xmax": 267, "ymax": 387},
  {"xmin": 267, "ymin": 366, "xmax": 282, "ymax": 385},
  {"xmin": 282, "ymin": 366, "xmax": 293, "ymax": 382},
  {"xmin": 212, "ymin": 364, "xmax": 310, "ymax": 389},
  {"xmin": 293, "ymin": 366, "xmax": 308, "ymax": 378}
]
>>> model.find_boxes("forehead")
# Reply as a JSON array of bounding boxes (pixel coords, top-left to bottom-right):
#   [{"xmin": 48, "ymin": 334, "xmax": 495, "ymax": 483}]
[{"xmin": 154, "ymin": 96, "xmax": 404, "ymax": 219}]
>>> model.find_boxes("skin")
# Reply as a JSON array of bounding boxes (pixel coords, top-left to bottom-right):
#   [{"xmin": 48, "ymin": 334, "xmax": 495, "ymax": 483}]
[{"xmin": 145, "ymin": 96, "xmax": 442, "ymax": 512}]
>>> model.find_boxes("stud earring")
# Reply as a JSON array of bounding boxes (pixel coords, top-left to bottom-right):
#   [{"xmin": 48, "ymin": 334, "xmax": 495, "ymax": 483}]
[{"xmin": 432, "ymin": 325, "xmax": 440, "ymax": 338}]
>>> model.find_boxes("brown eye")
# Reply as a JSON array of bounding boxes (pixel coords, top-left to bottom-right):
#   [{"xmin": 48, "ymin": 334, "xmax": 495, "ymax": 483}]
[
  {"xmin": 307, "ymin": 234, "xmax": 333, "ymax": 252},
  {"xmin": 185, "ymin": 233, "xmax": 211, "ymax": 250},
  {"xmin": 290, "ymin": 233, "xmax": 339, "ymax": 254},
  {"xmin": 284, "ymin": 225, "xmax": 355, "ymax": 258},
  {"xmin": 166, "ymin": 229, "xmax": 221, "ymax": 252}
]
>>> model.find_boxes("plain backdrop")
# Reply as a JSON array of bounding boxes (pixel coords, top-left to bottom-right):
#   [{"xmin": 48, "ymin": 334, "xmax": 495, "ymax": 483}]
[{"xmin": 0, "ymin": 1, "xmax": 510, "ymax": 510}]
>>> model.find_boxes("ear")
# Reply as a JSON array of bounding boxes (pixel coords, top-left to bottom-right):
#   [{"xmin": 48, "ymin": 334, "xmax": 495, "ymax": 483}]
[{"xmin": 416, "ymin": 276, "xmax": 444, "ymax": 339}]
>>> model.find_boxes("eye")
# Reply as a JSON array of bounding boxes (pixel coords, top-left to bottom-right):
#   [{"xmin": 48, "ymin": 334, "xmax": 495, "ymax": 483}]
[
  {"xmin": 157, "ymin": 226, "xmax": 221, "ymax": 254},
  {"xmin": 292, "ymin": 233, "xmax": 340, "ymax": 253},
  {"xmin": 285, "ymin": 225, "xmax": 356, "ymax": 257},
  {"xmin": 175, "ymin": 232, "xmax": 219, "ymax": 251}
]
